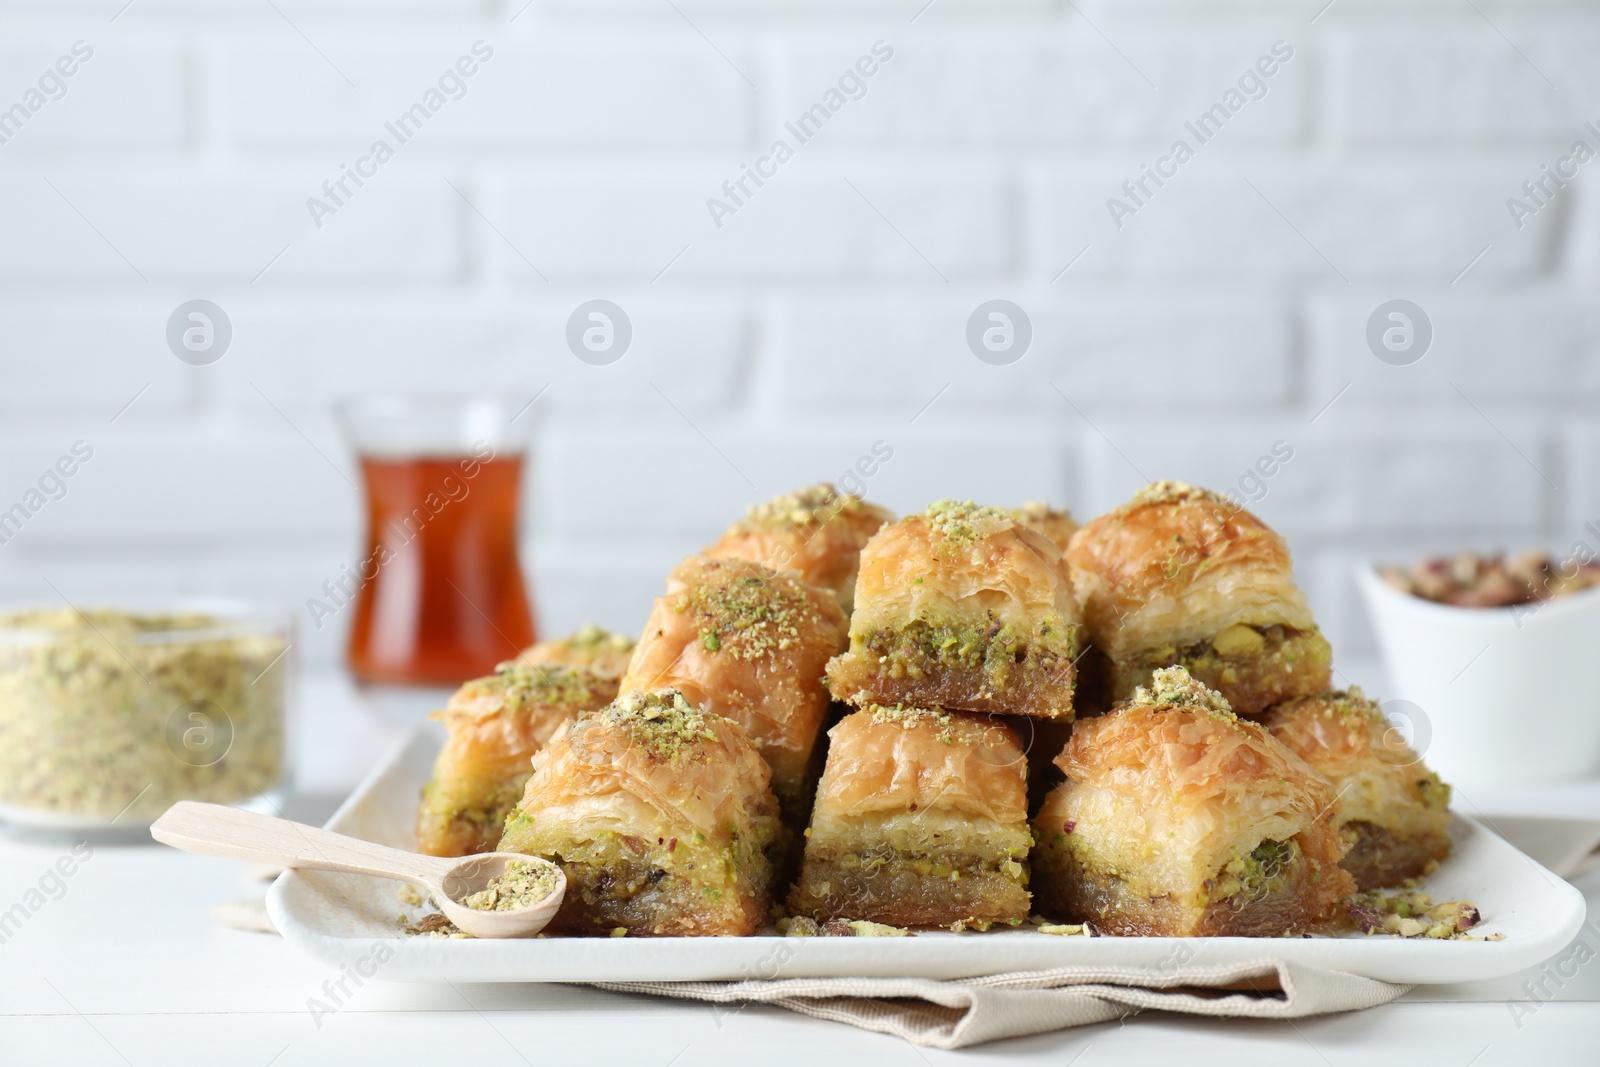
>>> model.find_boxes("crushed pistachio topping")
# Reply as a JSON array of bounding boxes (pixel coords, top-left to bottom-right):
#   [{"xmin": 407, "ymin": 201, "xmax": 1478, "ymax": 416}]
[
  {"xmin": 1134, "ymin": 666, "xmax": 1235, "ymax": 718},
  {"xmin": 459, "ymin": 860, "xmax": 562, "ymax": 912},
  {"xmin": 1346, "ymin": 889, "xmax": 1498, "ymax": 940},
  {"xmin": 1298, "ymin": 686, "xmax": 1384, "ymax": 723},
  {"xmin": 396, "ymin": 883, "xmax": 425, "ymax": 908},
  {"xmin": 1033, "ymin": 920, "xmax": 1093, "ymax": 937},
  {"xmin": 866, "ymin": 703, "xmax": 965, "ymax": 745},
  {"xmin": 848, "ymin": 920, "xmax": 910, "ymax": 937},
  {"xmin": 868, "ymin": 702, "xmax": 953, "ymax": 729},
  {"xmin": 676, "ymin": 561, "xmax": 820, "ymax": 661},
  {"xmin": 740, "ymin": 482, "xmax": 866, "ymax": 529},
  {"xmin": 477, "ymin": 661, "xmax": 614, "ymax": 709},
  {"xmin": 923, "ymin": 500, "xmax": 1014, "ymax": 545},
  {"xmin": 1128, "ymin": 480, "xmax": 1233, "ymax": 510},
  {"xmin": 558, "ymin": 622, "xmax": 634, "ymax": 656},
  {"xmin": 594, "ymin": 689, "xmax": 719, "ymax": 763}
]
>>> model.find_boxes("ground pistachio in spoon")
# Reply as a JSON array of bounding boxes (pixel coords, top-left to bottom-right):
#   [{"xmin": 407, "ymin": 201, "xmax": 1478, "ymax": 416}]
[
  {"xmin": 460, "ymin": 860, "xmax": 562, "ymax": 912},
  {"xmin": 149, "ymin": 801, "xmax": 566, "ymax": 939}
]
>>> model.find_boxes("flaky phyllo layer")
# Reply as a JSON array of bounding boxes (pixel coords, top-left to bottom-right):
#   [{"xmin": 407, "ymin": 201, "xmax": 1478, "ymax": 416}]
[
  {"xmin": 1264, "ymin": 688, "xmax": 1452, "ymax": 890},
  {"xmin": 788, "ymin": 705, "xmax": 1032, "ymax": 925},
  {"xmin": 826, "ymin": 501, "xmax": 1082, "ymax": 720},
  {"xmin": 417, "ymin": 661, "xmax": 617, "ymax": 857},
  {"xmin": 499, "ymin": 689, "xmax": 783, "ymax": 936},
  {"xmin": 619, "ymin": 556, "xmax": 847, "ymax": 823},
  {"xmin": 1032, "ymin": 668, "xmax": 1353, "ymax": 936}
]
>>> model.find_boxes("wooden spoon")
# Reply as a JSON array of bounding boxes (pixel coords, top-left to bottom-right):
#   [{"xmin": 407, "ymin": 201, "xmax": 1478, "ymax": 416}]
[{"xmin": 150, "ymin": 801, "xmax": 565, "ymax": 939}]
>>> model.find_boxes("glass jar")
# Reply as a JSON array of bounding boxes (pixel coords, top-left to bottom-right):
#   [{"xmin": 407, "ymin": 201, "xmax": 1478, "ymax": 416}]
[{"xmin": 0, "ymin": 600, "xmax": 292, "ymax": 836}]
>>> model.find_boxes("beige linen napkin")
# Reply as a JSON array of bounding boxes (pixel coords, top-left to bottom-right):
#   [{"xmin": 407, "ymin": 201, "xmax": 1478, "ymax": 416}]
[{"xmin": 592, "ymin": 961, "xmax": 1408, "ymax": 1049}]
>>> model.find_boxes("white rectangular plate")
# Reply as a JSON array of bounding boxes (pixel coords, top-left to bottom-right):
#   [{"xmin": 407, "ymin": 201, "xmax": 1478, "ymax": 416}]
[{"xmin": 266, "ymin": 730, "xmax": 1587, "ymax": 985}]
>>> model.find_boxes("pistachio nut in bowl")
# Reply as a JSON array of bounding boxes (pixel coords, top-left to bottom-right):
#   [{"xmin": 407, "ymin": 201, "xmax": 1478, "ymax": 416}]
[{"xmin": 0, "ymin": 600, "xmax": 293, "ymax": 838}]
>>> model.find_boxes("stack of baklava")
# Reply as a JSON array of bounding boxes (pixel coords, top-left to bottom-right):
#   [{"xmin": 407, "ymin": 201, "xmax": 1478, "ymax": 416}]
[{"xmin": 416, "ymin": 480, "xmax": 1453, "ymax": 937}]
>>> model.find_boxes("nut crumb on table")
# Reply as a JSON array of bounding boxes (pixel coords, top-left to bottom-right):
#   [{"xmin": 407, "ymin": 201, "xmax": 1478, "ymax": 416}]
[{"xmin": 1346, "ymin": 889, "xmax": 1500, "ymax": 941}]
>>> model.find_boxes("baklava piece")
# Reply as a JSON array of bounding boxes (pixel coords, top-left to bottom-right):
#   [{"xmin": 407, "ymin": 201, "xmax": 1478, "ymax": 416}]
[
  {"xmin": 619, "ymin": 555, "xmax": 847, "ymax": 823},
  {"xmin": 1066, "ymin": 481, "xmax": 1331, "ymax": 717},
  {"xmin": 787, "ymin": 705, "xmax": 1031, "ymax": 927},
  {"xmin": 499, "ymin": 689, "xmax": 783, "ymax": 937},
  {"xmin": 517, "ymin": 622, "xmax": 636, "ymax": 681},
  {"xmin": 416, "ymin": 662, "xmax": 616, "ymax": 857},
  {"xmin": 1009, "ymin": 500, "xmax": 1080, "ymax": 555},
  {"xmin": 1264, "ymin": 688, "xmax": 1452, "ymax": 890},
  {"xmin": 826, "ymin": 501, "xmax": 1082, "ymax": 720},
  {"xmin": 705, "ymin": 482, "xmax": 893, "ymax": 612},
  {"xmin": 1032, "ymin": 668, "xmax": 1353, "ymax": 936}
]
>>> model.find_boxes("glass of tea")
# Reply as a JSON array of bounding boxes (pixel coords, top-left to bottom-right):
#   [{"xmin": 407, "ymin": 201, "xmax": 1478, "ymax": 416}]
[{"xmin": 336, "ymin": 394, "xmax": 538, "ymax": 693}]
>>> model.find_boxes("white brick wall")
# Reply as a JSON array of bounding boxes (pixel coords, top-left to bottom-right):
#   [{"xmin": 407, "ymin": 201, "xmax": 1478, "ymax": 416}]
[{"xmin": 0, "ymin": 1, "xmax": 1592, "ymax": 669}]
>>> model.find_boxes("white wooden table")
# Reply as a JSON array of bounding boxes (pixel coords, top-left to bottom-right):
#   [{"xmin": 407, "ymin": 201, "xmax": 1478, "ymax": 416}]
[{"xmin": 3, "ymin": 673, "xmax": 1598, "ymax": 1066}]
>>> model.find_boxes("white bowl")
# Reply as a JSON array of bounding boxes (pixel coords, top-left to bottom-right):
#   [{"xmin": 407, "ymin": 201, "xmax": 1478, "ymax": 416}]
[{"xmin": 1354, "ymin": 563, "xmax": 1600, "ymax": 787}]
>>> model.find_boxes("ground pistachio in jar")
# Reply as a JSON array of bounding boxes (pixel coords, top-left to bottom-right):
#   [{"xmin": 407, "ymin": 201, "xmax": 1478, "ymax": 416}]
[{"xmin": 0, "ymin": 607, "xmax": 290, "ymax": 828}]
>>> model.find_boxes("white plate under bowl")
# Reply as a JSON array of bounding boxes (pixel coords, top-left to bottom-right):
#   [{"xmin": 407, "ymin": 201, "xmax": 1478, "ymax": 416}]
[{"xmin": 265, "ymin": 731, "xmax": 1588, "ymax": 985}]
